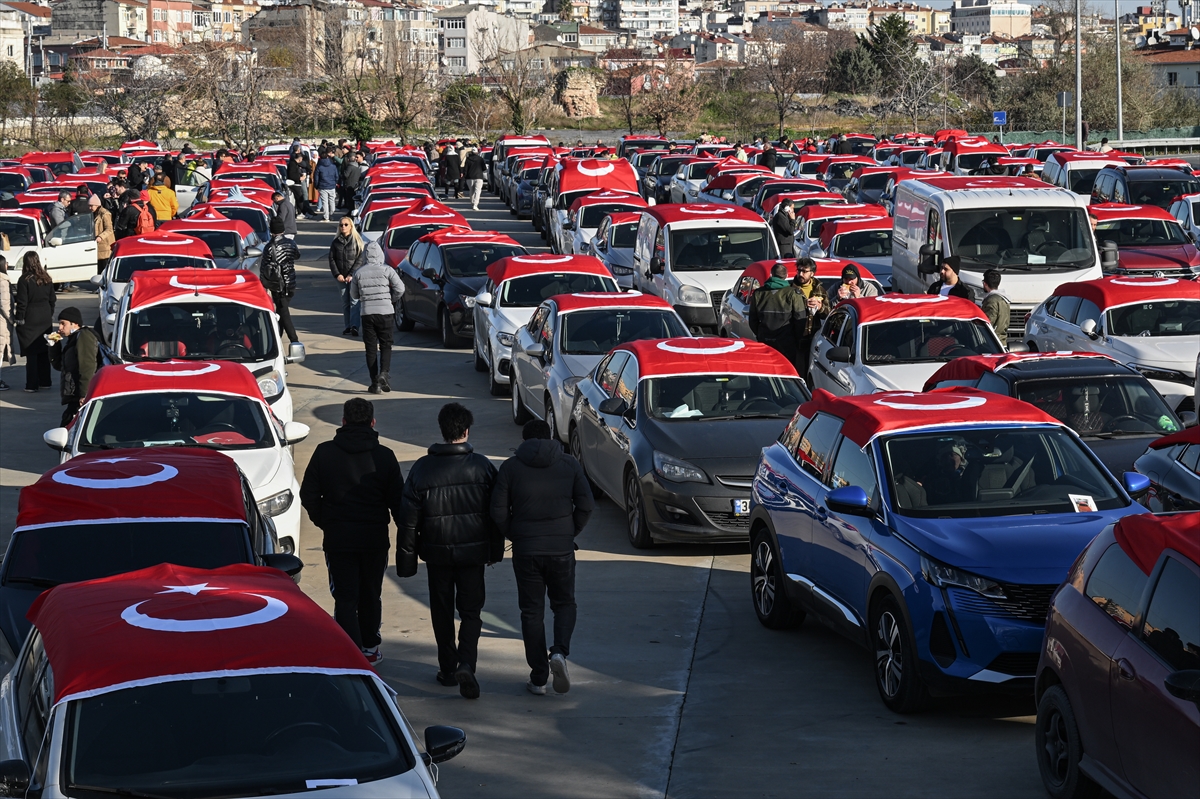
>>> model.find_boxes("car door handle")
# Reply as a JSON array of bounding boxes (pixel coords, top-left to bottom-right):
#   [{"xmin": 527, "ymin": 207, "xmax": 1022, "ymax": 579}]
[
  {"xmin": 1117, "ymin": 658, "xmax": 1136, "ymax": 681},
  {"xmin": 816, "ymin": 505, "xmax": 828, "ymax": 519}
]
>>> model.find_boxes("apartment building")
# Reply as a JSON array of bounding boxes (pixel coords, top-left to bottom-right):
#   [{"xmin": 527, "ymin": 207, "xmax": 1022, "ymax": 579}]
[
  {"xmin": 436, "ymin": 3, "xmax": 529, "ymax": 75},
  {"xmin": 951, "ymin": 0, "xmax": 1031, "ymax": 37}
]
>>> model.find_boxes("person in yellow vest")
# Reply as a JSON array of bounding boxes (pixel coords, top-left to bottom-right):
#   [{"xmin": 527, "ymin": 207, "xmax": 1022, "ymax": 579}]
[{"xmin": 146, "ymin": 176, "xmax": 178, "ymax": 226}]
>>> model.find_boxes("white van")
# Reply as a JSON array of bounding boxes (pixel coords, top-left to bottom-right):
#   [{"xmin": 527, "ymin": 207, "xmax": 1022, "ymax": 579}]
[
  {"xmin": 631, "ymin": 204, "xmax": 779, "ymax": 333},
  {"xmin": 891, "ymin": 175, "xmax": 1102, "ymax": 336}
]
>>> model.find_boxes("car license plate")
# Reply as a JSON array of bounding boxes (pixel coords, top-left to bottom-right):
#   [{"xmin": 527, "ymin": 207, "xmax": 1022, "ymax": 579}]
[{"xmin": 731, "ymin": 499, "xmax": 750, "ymax": 516}]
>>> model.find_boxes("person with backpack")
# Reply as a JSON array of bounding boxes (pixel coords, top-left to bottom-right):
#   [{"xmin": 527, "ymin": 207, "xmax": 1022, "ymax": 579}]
[
  {"xmin": 260, "ymin": 218, "xmax": 300, "ymax": 343},
  {"xmin": 115, "ymin": 190, "xmax": 153, "ymax": 239},
  {"xmin": 49, "ymin": 306, "xmax": 100, "ymax": 427}
]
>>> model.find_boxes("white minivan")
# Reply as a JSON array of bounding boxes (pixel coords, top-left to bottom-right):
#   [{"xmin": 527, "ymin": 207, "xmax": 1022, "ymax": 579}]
[
  {"xmin": 631, "ymin": 204, "xmax": 779, "ymax": 333},
  {"xmin": 891, "ymin": 174, "xmax": 1102, "ymax": 336}
]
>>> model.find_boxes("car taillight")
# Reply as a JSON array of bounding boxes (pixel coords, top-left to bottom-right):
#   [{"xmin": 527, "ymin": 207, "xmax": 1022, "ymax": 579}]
[{"xmin": 1023, "ymin": 312, "xmax": 1031, "ymax": 324}]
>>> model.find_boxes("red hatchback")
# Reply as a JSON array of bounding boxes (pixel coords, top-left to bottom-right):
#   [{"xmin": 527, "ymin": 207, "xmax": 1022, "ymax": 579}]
[{"xmin": 1034, "ymin": 512, "xmax": 1199, "ymax": 799}]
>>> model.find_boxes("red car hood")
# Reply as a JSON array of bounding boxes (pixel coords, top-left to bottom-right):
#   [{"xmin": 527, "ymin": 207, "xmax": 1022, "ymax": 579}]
[{"xmin": 1117, "ymin": 244, "xmax": 1200, "ymax": 271}]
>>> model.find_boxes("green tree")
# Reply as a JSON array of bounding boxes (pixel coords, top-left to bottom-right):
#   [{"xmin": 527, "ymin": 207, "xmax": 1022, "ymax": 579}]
[
  {"xmin": 858, "ymin": 13, "xmax": 915, "ymax": 92},
  {"xmin": 952, "ymin": 54, "xmax": 998, "ymax": 109},
  {"xmin": 0, "ymin": 62, "xmax": 35, "ymax": 148},
  {"xmin": 825, "ymin": 46, "xmax": 878, "ymax": 94}
]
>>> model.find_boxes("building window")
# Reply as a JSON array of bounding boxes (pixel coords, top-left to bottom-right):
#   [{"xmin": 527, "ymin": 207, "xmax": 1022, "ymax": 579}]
[
  {"xmin": 449, "ymin": 55, "xmax": 466, "ymax": 66},
  {"xmin": 448, "ymin": 36, "xmax": 465, "ymax": 47},
  {"xmin": 153, "ymin": 8, "xmax": 164, "ymax": 21},
  {"xmin": 225, "ymin": 11, "xmax": 232, "ymax": 22},
  {"xmin": 172, "ymin": 9, "xmax": 181, "ymax": 22},
  {"xmin": 154, "ymin": 29, "xmax": 163, "ymax": 41},
  {"xmin": 531, "ymin": 57, "xmax": 544, "ymax": 68},
  {"xmin": 1168, "ymin": 71, "xmax": 1178, "ymax": 86},
  {"xmin": 445, "ymin": 18, "xmax": 465, "ymax": 28},
  {"xmin": 563, "ymin": 32, "xmax": 577, "ymax": 41}
]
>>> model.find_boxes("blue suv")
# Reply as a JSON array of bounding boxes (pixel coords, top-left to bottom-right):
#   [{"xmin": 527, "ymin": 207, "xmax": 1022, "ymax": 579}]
[{"xmin": 749, "ymin": 387, "xmax": 1150, "ymax": 712}]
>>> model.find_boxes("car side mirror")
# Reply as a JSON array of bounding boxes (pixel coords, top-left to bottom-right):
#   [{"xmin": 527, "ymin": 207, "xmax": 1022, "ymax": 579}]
[
  {"xmin": 424, "ymin": 725, "xmax": 467, "ymax": 765},
  {"xmin": 43, "ymin": 427, "xmax": 69, "ymax": 451},
  {"xmin": 918, "ymin": 243, "xmax": 940, "ymax": 274},
  {"xmin": 1122, "ymin": 471, "xmax": 1151, "ymax": 499},
  {"xmin": 827, "ymin": 346, "xmax": 852, "ymax": 363},
  {"xmin": 261, "ymin": 552, "xmax": 304, "ymax": 578},
  {"xmin": 285, "ymin": 341, "xmax": 306, "ymax": 364},
  {"xmin": 1180, "ymin": 411, "xmax": 1198, "ymax": 428},
  {"xmin": 0, "ymin": 760, "xmax": 30, "ymax": 795},
  {"xmin": 246, "ymin": 247, "xmax": 262, "ymax": 258},
  {"xmin": 1100, "ymin": 239, "xmax": 1119, "ymax": 269},
  {"xmin": 475, "ymin": 291, "xmax": 493, "ymax": 309},
  {"xmin": 48, "ymin": 236, "xmax": 62, "ymax": 247},
  {"xmin": 598, "ymin": 396, "xmax": 629, "ymax": 416},
  {"xmin": 283, "ymin": 421, "xmax": 310, "ymax": 444},
  {"xmin": 1006, "ymin": 341, "xmax": 1029, "ymax": 353},
  {"xmin": 826, "ymin": 485, "xmax": 872, "ymax": 517},
  {"xmin": 89, "ymin": 273, "xmax": 103, "ymax": 287},
  {"xmin": 525, "ymin": 341, "xmax": 545, "ymax": 358},
  {"xmin": 563, "ymin": 221, "xmax": 574, "ymax": 231},
  {"xmin": 422, "ymin": 267, "xmax": 439, "ymax": 281},
  {"xmin": 649, "ymin": 256, "xmax": 665, "ymax": 275},
  {"xmin": 1165, "ymin": 670, "xmax": 1200, "ymax": 705},
  {"xmin": 1079, "ymin": 318, "xmax": 1099, "ymax": 339}
]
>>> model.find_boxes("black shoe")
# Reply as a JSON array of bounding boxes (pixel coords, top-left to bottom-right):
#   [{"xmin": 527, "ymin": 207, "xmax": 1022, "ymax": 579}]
[
  {"xmin": 368, "ymin": 380, "xmax": 382, "ymax": 395},
  {"xmin": 378, "ymin": 372, "xmax": 391, "ymax": 393},
  {"xmin": 343, "ymin": 327, "xmax": 352, "ymax": 336},
  {"xmin": 350, "ymin": 327, "xmax": 359, "ymax": 337},
  {"xmin": 0, "ymin": 381, "xmax": 9, "ymax": 391},
  {"xmin": 436, "ymin": 671, "xmax": 458, "ymax": 687},
  {"xmin": 455, "ymin": 665, "xmax": 480, "ymax": 699}
]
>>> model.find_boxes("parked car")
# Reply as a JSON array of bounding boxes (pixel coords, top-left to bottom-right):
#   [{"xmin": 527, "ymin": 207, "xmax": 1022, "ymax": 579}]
[
  {"xmin": 159, "ymin": 209, "xmax": 264, "ymax": 274},
  {"xmin": 794, "ymin": 203, "xmax": 890, "ymax": 260},
  {"xmin": 923, "ymin": 351, "xmax": 1193, "ymax": 475},
  {"xmin": 1023, "ymin": 276, "xmax": 1200, "ymax": 415},
  {"xmin": 570, "ymin": 337, "xmax": 809, "ymax": 548},
  {"xmin": 1168, "ymin": 191, "xmax": 1200, "ymax": 243},
  {"xmin": 750, "ymin": 387, "xmax": 1149, "ymax": 712},
  {"xmin": 1042, "ymin": 151, "xmax": 1127, "ymax": 196},
  {"xmin": 1034, "ymin": 512, "xmax": 1198, "ymax": 799},
  {"xmin": 586, "ymin": 211, "xmax": 641, "ymax": 289},
  {"xmin": 668, "ymin": 159, "xmax": 720, "ymax": 205},
  {"xmin": 642, "ymin": 154, "xmax": 692, "ymax": 203},
  {"xmin": 749, "ymin": 178, "xmax": 829, "ymax": 217},
  {"xmin": 0, "ymin": 208, "xmax": 98, "ymax": 287},
  {"xmin": 184, "ymin": 201, "xmax": 272, "ymax": 242},
  {"xmin": 560, "ymin": 190, "xmax": 647, "ymax": 256},
  {"xmin": 1089, "ymin": 164, "xmax": 1200, "ymax": 210},
  {"xmin": 812, "ymin": 216, "xmax": 895, "ymax": 290},
  {"xmin": 1088, "ymin": 202, "xmax": 1200, "ymax": 278},
  {"xmin": 1133, "ymin": 425, "xmax": 1200, "ymax": 511},
  {"xmin": 0, "ymin": 561, "xmax": 463, "ymax": 797},
  {"xmin": 380, "ymin": 201, "xmax": 469, "ymax": 268},
  {"xmin": 510, "ymin": 292, "xmax": 688, "ymax": 441}
]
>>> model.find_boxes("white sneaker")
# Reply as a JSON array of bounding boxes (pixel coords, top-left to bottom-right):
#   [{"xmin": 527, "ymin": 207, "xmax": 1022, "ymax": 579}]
[
  {"xmin": 549, "ymin": 653, "xmax": 570, "ymax": 693},
  {"xmin": 527, "ymin": 680, "xmax": 547, "ymax": 696}
]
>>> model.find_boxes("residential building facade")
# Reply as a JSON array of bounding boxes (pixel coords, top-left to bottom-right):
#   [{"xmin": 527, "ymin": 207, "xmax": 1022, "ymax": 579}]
[{"xmin": 951, "ymin": 0, "xmax": 1032, "ymax": 37}]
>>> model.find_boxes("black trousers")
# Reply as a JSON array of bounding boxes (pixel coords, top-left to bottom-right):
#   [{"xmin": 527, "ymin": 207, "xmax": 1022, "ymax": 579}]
[
  {"xmin": 23, "ymin": 338, "xmax": 51, "ymax": 390},
  {"xmin": 795, "ymin": 335, "xmax": 815, "ymax": 383},
  {"xmin": 325, "ymin": 549, "xmax": 388, "ymax": 650},
  {"xmin": 290, "ymin": 184, "xmax": 308, "ymax": 214},
  {"xmin": 61, "ymin": 397, "xmax": 80, "ymax": 427},
  {"xmin": 362, "ymin": 313, "xmax": 393, "ymax": 381},
  {"xmin": 513, "ymin": 553, "xmax": 576, "ymax": 686},
  {"xmin": 426, "ymin": 563, "xmax": 486, "ymax": 675},
  {"xmin": 271, "ymin": 290, "xmax": 297, "ymax": 343}
]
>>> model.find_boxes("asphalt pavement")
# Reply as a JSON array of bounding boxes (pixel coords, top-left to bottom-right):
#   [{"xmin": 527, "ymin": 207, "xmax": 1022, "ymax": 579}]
[{"xmin": 0, "ymin": 191, "xmax": 1045, "ymax": 798}]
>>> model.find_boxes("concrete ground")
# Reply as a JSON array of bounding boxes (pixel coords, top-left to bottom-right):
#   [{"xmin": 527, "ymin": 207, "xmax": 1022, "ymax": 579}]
[{"xmin": 0, "ymin": 188, "xmax": 1044, "ymax": 798}]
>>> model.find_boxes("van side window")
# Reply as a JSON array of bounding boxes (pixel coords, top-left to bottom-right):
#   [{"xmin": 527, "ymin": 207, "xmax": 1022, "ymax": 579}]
[{"xmin": 828, "ymin": 437, "xmax": 879, "ymax": 507}]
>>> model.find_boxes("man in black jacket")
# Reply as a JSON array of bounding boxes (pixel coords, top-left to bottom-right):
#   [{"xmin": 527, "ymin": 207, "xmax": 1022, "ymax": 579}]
[
  {"xmin": 300, "ymin": 398, "xmax": 403, "ymax": 664},
  {"xmin": 463, "ymin": 147, "xmax": 485, "ymax": 210},
  {"xmin": 770, "ymin": 198, "xmax": 796, "ymax": 257},
  {"xmin": 443, "ymin": 146, "xmax": 462, "ymax": 199},
  {"xmin": 398, "ymin": 403, "xmax": 500, "ymax": 699},
  {"xmin": 491, "ymin": 420, "xmax": 594, "ymax": 695},
  {"xmin": 260, "ymin": 218, "xmax": 300, "ymax": 343},
  {"xmin": 926, "ymin": 256, "xmax": 973, "ymax": 300}
]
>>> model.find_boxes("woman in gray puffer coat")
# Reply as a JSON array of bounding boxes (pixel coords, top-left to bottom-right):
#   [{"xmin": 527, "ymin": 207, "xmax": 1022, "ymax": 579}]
[{"xmin": 350, "ymin": 240, "xmax": 404, "ymax": 393}]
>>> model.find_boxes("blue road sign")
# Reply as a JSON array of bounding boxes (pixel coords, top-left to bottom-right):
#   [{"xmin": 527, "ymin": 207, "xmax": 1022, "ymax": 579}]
[{"xmin": 993, "ymin": 111, "xmax": 1008, "ymax": 126}]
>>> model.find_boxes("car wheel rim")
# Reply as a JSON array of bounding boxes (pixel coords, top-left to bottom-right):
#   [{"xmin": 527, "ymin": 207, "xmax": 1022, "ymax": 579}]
[
  {"xmin": 626, "ymin": 475, "xmax": 640, "ymax": 536},
  {"xmin": 512, "ymin": 384, "xmax": 519, "ymax": 415},
  {"xmin": 875, "ymin": 610, "xmax": 903, "ymax": 699},
  {"xmin": 1042, "ymin": 708, "xmax": 1070, "ymax": 785},
  {"xmin": 570, "ymin": 427, "xmax": 583, "ymax": 461},
  {"xmin": 546, "ymin": 401, "xmax": 555, "ymax": 438},
  {"xmin": 752, "ymin": 540, "xmax": 775, "ymax": 616}
]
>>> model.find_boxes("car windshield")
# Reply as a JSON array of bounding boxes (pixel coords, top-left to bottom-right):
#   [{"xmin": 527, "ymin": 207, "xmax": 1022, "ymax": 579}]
[
  {"xmin": 183, "ymin": 230, "xmax": 240, "ymax": 259},
  {"xmin": 654, "ymin": 158, "xmax": 688, "ymax": 176},
  {"xmin": 114, "ymin": 256, "xmax": 214, "ymax": 283},
  {"xmin": 946, "ymin": 207, "xmax": 1093, "ymax": 270},
  {"xmin": 1034, "ymin": 148, "xmax": 1068, "ymax": 161},
  {"xmin": 633, "ymin": 153, "xmax": 660, "ymax": 167},
  {"xmin": 0, "ymin": 173, "xmax": 26, "ymax": 193},
  {"xmin": 686, "ymin": 163, "xmax": 712, "ymax": 180},
  {"xmin": 646, "ymin": 375, "xmax": 808, "ymax": 420},
  {"xmin": 774, "ymin": 153, "xmax": 795, "ymax": 164},
  {"xmin": 79, "ymin": 392, "xmax": 274, "ymax": 451},
  {"xmin": 500, "ymin": 272, "xmax": 615, "ymax": 307},
  {"xmin": 560, "ymin": 309, "xmax": 688, "ymax": 355},
  {"xmin": 363, "ymin": 210, "xmax": 404, "ymax": 232},
  {"xmin": 122, "ymin": 303, "xmax": 279, "ymax": 362},
  {"xmin": 862, "ymin": 319, "xmax": 1002, "ymax": 363},
  {"xmin": 899, "ymin": 150, "xmax": 924, "ymax": 166},
  {"xmin": 386, "ymin": 223, "xmax": 448, "ymax": 251},
  {"xmin": 882, "ymin": 427, "xmax": 1124, "ymax": 518},
  {"xmin": 3, "ymin": 521, "xmax": 248, "ymax": 589},
  {"xmin": 859, "ymin": 173, "xmax": 892, "ymax": 192},
  {"xmin": 1095, "ymin": 218, "xmax": 1189, "ymax": 247},
  {"xmin": 558, "ymin": 189, "xmax": 591, "ymax": 210},
  {"xmin": 580, "ymin": 204, "xmax": 638, "ymax": 228},
  {"xmin": 1068, "ymin": 168, "xmax": 1102, "ymax": 194},
  {"xmin": 210, "ymin": 207, "xmax": 268, "ymax": 238},
  {"xmin": 611, "ymin": 222, "xmax": 638, "ymax": 248},
  {"xmin": 443, "ymin": 243, "xmax": 525, "ymax": 277},
  {"xmin": 65, "ymin": 673, "xmax": 412, "ymax": 798},
  {"xmin": 1128, "ymin": 179, "xmax": 1200, "ymax": 209},
  {"xmin": 833, "ymin": 229, "xmax": 892, "ymax": 258},
  {"xmin": 1015, "ymin": 377, "xmax": 1182, "ymax": 437},
  {"xmin": 0, "ymin": 217, "xmax": 37, "ymax": 246},
  {"xmin": 827, "ymin": 163, "xmax": 857, "ymax": 181},
  {"xmin": 669, "ymin": 227, "xmax": 770, "ymax": 271},
  {"xmin": 1107, "ymin": 299, "xmax": 1200, "ymax": 337},
  {"xmin": 956, "ymin": 153, "xmax": 998, "ymax": 171}
]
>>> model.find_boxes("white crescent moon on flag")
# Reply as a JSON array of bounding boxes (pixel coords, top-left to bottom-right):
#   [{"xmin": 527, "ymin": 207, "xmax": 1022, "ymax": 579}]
[
  {"xmin": 122, "ymin": 592, "xmax": 288, "ymax": 632},
  {"xmin": 1110, "ymin": 277, "xmax": 1177, "ymax": 286},
  {"xmin": 169, "ymin": 275, "xmax": 245, "ymax": 290},
  {"xmin": 513, "ymin": 254, "xmax": 572, "ymax": 264},
  {"xmin": 874, "ymin": 394, "xmax": 987, "ymax": 411},
  {"xmin": 656, "ymin": 340, "xmax": 745, "ymax": 355},
  {"xmin": 876, "ymin": 295, "xmax": 947, "ymax": 304},
  {"xmin": 577, "ymin": 162, "xmax": 615, "ymax": 177},
  {"xmin": 678, "ymin": 206, "xmax": 734, "ymax": 214},
  {"xmin": 125, "ymin": 363, "xmax": 221, "ymax": 377},
  {"xmin": 53, "ymin": 458, "xmax": 179, "ymax": 489}
]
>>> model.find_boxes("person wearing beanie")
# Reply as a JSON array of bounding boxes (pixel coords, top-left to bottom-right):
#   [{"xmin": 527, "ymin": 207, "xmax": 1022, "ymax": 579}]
[
  {"xmin": 834, "ymin": 263, "xmax": 878, "ymax": 300},
  {"xmin": 272, "ymin": 191, "xmax": 297, "ymax": 238},
  {"xmin": 260, "ymin": 217, "xmax": 301, "ymax": 343},
  {"xmin": 749, "ymin": 261, "xmax": 807, "ymax": 364},
  {"xmin": 49, "ymin": 306, "xmax": 99, "ymax": 426},
  {"xmin": 927, "ymin": 255, "xmax": 972, "ymax": 300}
]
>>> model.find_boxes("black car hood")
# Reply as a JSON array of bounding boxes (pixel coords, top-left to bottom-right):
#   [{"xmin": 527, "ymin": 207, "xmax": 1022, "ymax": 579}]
[
  {"xmin": 643, "ymin": 415, "xmax": 789, "ymax": 463},
  {"xmin": 0, "ymin": 584, "xmax": 40, "ymax": 654},
  {"xmin": 445, "ymin": 274, "xmax": 487, "ymax": 296},
  {"xmin": 1085, "ymin": 434, "xmax": 1160, "ymax": 477}
]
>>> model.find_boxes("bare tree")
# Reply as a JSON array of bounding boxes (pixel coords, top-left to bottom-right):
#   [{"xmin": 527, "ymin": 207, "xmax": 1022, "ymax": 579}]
[
  {"xmin": 606, "ymin": 63, "xmax": 645, "ymax": 134},
  {"xmin": 747, "ymin": 26, "xmax": 835, "ymax": 138},
  {"xmin": 882, "ymin": 50, "xmax": 948, "ymax": 132},
  {"xmin": 440, "ymin": 80, "xmax": 505, "ymax": 141},
  {"xmin": 638, "ymin": 51, "xmax": 702, "ymax": 137},
  {"xmin": 84, "ymin": 59, "xmax": 183, "ymax": 141},
  {"xmin": 179, "ymin": 43, "xmax": 287, "ymax": 155},
  {"xmin": 374, "ymin": 34, "xmax": 438, "ymax": 142},
  {"xmin": 473, "ymin": 24, "xmax": 550, "ymax": 134}
]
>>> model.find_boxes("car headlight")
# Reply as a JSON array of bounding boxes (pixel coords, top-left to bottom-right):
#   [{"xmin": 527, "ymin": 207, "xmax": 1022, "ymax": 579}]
[
  {"xmin": 679, "ymin": 285, "xmax": 708, "ymax": 305},
  {"xmin": 462, "ymin": 294, "xmax": 476, "ymax": 308},
  {"xmin": 257, "ymin": 369, "xmax": 283, "ymax": 399},
  {"xmin": 497, "ymin": 331, "xmax": 515, "ymax": 347},
  {"xmin": 1131, "ymin": 364, "xmax": 1190, "ymax": 384},
  {"xmin": 563, "ymin": 376, "xmax": 582, "ymax": 397},
  {"xmin": 688, "ymin": 187, "xmax": 699, "ymax": 196},
  {"xmin": 920, "ymin": 555, "xmax": 1005, "ymax": 599},
  {"xmin": 653, "ymin": 451, "xmax": 709, "ymax": 484},
  {"xmin": 256, "ymin": 489, "xmax": 293, "ymax": 517}
]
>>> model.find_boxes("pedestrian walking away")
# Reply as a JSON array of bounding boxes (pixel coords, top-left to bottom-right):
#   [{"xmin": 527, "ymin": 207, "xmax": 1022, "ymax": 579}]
[
  {"xmin": 350, "ymin": 239, "xmax": 404, "ymax": 394},
  {"xmin": 330, "ymin": 217, "xmax": 364, "ymax": 336},
  {"xmin": 90, "ymin": 194, "xmax": 115, "ymax": 279},
  {"xmin": 299, "ymin": 397, "xmax": 404, "ymax": 664},
  {"xmin": 464, "ymin": 146, "xmax": 485, "ymax": 211},
  {"xmin": 397, "ymin": 403, "xmax": 501, "ymax": 699},
  {"xmin": 48, "ymin": 306, "xmax": 100, "ymax": 427},
  {"xmin": 927, "ymin": 255, "xmax": 972, "ymax": 300},
  {"xmin": 0, "ymin": 255, "xmax": 14, "ymax": 391},
  {"xmin": 790, "ymin": 257, "xmax": 830, "ymax": 381},
  {"xmin": 287, "ymin": 151, "xmax": 309, "ymax": 217},
  {"xmin": 981, "ymin": 268, "xmax": 1010, "ymax": 343},
  {"xmin": 749, "ymin": 261, "xmax": 807, "ymax": 364},
  {"xmin": 443, "ymin": 146, "xmax": 462, "ymax": 200},
  {"xmin": 147, "ymin": 177, "xmax": 178, "ymax": 225},
  {"xmin": 260, "ymin": 218, "xmax": 300, "ymax": 343},
  {"xmin": 760, "ymin": 143, "xmax": 777, "ymax": 172},
  {"xmin": 272, "ymin": 191, "xmax": 297, "ymax": 239},
  {"xmin": 315, "ymin": 149, "xmax": 340, "ymax": 222},
  {"xmin": 491, "ymin": 420, "xmax": 594, "ymax": 695},
  {"xmin": 14, "ymin": 252, "xmax": 55, "ymax": 393}
]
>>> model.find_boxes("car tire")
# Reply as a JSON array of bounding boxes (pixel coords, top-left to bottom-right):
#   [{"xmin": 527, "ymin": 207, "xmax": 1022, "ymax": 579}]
[
  {"xmin": 751, "ymin": 530, "xmax": 805, "ymax": 630},
  {"xmin": 869, "ymin": 594, "xmax": 929, "ymax": 714},
  {"xmin": 489, "ymin": 347, "xmax": 509, "ymax": 396},
  {"xmin": 397, "ymin": 298, "xmax": 415, "ymax": 332},
  {"xmin": 545, "ymin": 396, "xmax": 559, "ymax": 442},
  {"xmin": 440, "ymin": 308, "xmax": 466, "ymax": 349},
  {"xmin": 473, "ymin": 339, "xmax": 487, "ymax": 372},
  {"xmin": 570, "ymin": 423, "xmax": 603, "ymax": 499},
  {"xmin": 511, "ymin": 378, "xmax": 530, "ymax": 424},
  {"xmin": 1036, "ymin": 685, "xmax": 1101, "ymax": 799},
  {"xmin": 624, "ymin": 469, "xmax": 654, "ymax": 549}
]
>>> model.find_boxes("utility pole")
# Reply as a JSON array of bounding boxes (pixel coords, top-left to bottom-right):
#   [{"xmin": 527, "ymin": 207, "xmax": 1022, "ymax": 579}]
[
  {"xmin": 1115, "ymin": 0, "xmax": 1123, "ymax": 141},
  {"xmin": 1074, "ymin": 0, "xmax": 1083, "ymax": 148}
]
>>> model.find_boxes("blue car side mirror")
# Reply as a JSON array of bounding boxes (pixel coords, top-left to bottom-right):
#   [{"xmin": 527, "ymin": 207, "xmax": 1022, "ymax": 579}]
[
  {"xmin": 827, "ymin": 486, "xmax": 872, "ymax": 517},
  {"xmin": 1122, "ymin": 472, "xmax": 1151, "ymax": 499}
]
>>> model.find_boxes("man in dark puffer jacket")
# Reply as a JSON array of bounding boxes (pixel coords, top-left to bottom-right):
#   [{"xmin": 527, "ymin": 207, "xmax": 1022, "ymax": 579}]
[
  {"xmin": 491, "ymin": 420, "xmax": 593, "ymax": 696},
  {"xmin": 300, "ymin": 398, "xmax": 403, "ymax": 664},
  {"xmin": 397, "ymin": 403, "xmax": 500, "ymax": 699}
]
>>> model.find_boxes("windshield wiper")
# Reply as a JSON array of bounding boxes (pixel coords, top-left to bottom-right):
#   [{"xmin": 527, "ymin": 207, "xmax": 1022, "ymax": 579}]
[
  {"xmin": 69, "ymin": 785, "xmax": 173, "ymax": 799},
  {"xmin": 5, "ymin": 576, "xmax": 63, "ymax": 588}
]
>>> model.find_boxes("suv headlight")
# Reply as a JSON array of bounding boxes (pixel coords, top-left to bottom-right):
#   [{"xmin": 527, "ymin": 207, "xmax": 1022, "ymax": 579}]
[
  {"xmin": 653, "ymin": 451, "xmax": 709, "ymax": 483},
  {"xmin": 1132, "ymin": 364, "xmax": 1190, "ymax": 384},
  {"xmin": 497, "ymin": 331, "xmax": 515, "ymax": 347},
  {"xmin": 462, "ymin": 294, "xmax": 476, "ymax": 308},
  {"xmin": 679, "ymin": 285, "xmax": 708, "ymax": 305},
  {"xmin": 920, "ymin": 555, "xmax": 1005, "ymax": 599},
  {"xmin": 257, "ymin": 489, "xmax": 293, "ymax": 517},
  {"xmin": 562, "ymin": 376, "xmax": 583, "ymax": 397},
  {"xmin": 257, "ymin": 369, "xmax": 283, "ymax": 400}
]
